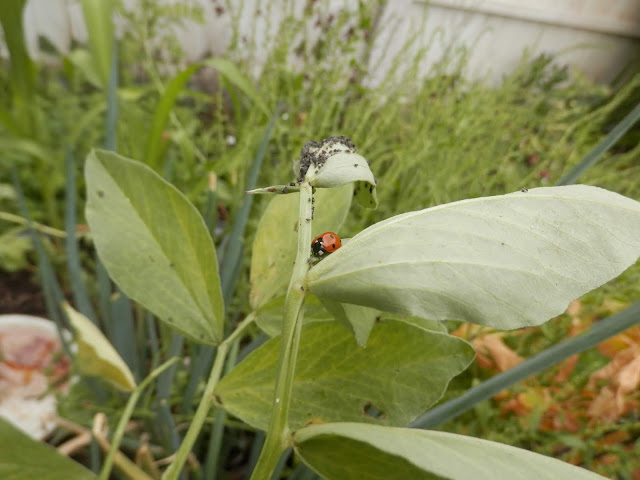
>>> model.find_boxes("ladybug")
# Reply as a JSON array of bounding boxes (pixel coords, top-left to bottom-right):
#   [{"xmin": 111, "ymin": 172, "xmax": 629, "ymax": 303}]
[{"xmin": 311, "ymin": 232, "xmax": 342, "ymax": 257}]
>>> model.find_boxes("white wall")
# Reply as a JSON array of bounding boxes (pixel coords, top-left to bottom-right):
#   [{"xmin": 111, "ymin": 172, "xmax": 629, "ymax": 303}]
[{"xmin": 13, "ymin": 0, "xmax": 640, "ymax": 85}]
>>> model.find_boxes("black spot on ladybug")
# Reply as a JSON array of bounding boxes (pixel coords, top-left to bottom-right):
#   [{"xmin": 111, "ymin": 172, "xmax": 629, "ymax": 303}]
[
  {"xmin": 329, "ymin": 234, "xmax": 334, "ymax": 239},
  {"xmin": 97, "ymin": 190, "xmax": 104, "ymax": 198}
]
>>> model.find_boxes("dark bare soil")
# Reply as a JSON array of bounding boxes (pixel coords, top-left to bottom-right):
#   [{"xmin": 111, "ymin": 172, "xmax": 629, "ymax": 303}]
[{"xmin": 0, "ymin": 270, "xmax": 48, "ymax": 316}]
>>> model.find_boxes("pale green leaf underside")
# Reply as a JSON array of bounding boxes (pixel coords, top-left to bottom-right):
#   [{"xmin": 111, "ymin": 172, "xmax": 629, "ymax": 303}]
[
  {"xmin": 0, "ymin": 418, "xmax": 97, "ymax": 480},
  {"xmin": 294, "ymin": 423, "xmax": 607, "ymax": 480},
  {"xmin": 308, "ymin": 185, "xmax": 640, "ymax": 329},
  {"xmin": 85, "ymin": 150, "xmax": 224, "ymax": 345},
  {"xmin": 306, "ymin": 152, "xmax": 377, "ymax": 208},
  {"xmin": 64, "ymin": 302, "xmax": 136, "ymax": 391},
  {"xmin": 320, "ymin": 299, "xmax": 377, "ymax": 347},
  {"xmin": 215, "ymin": 320, "xmax": 474, "ymax": 431},
  {"xmin": 249, "ymin": 184, "xmax": 352, "ymax": 309}
]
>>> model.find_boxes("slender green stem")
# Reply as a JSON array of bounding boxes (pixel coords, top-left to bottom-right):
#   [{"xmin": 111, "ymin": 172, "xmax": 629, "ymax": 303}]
[
  {"xmin": 0, "ymin": 211, "xmax": 67, "ymax": 238},
  {"xmin": 250, "ymin": 182, "xmax": 313, "ymax": 479},
  {"xmin": 162, "ymin": 313, "xmax": 256, "ymax": 480},
  {"xmin": 99, "ymin": 357, "xmax": 180, "ymax": 480}
]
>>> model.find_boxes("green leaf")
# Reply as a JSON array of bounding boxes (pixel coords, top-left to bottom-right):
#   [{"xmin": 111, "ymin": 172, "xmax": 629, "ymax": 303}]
[
  {"xmin": 0, "ymin": 417, "xmax": 97, "ymax": 480},
  {"xmin": 0, "ymin": 226, "xmax": 32, "ymax": 271},
  {"xmin": 249, "ymin": 184, "xmax": 352, "ymax": 309},
  {"xmin": 300, "ymin": 138, "xmax": 377, "ymax": 208},
  {"xmin": 215, "ymin": 320, "xmax": 474, "ymax": 430},
  {"xmin": 0, "ymin": 0, "xmax": 35, "ymax": 106},
  {"xmin": 85, "ymin": 150, "xmax": 224, "ymax": 345},
  {"xmin": 308, "ymin": 185, "xmax": 640, "ymax": 330},
  {"xmin": 255, "ymin": 294, "xmax": 333, "ymax": 337},
  {"xmin": 80, "ymin": 0, "xmax": 114, "ymax": 89},
  {"xmin": 320, "ymin": 300, "xmax": 377, "ymax": 347},
  {"xmin": 294, "ymin": 423, "xmax": 607, "ymax": 480},
  {"xmin": 203, "ymin": 58, "xmax": 270, "ymax": 118},
  {"xmin": 144, "ymin": 63, "xmax": 200, "ymax": 170},
  {"xmin": 64, "ymin": 302, "xmax": 136, "ymax": 391}
]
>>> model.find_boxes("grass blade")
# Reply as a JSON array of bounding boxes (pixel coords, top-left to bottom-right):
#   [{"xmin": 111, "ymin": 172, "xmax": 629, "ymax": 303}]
[
  {"xmin": 203, "ymin": 339, "xmax": 239, "ymax": 478},
  {"xmin": 556, "ymin": 102, "xmax": 640, "ymax": 186},
  {"xmin": 0, "ymin": 0, "xmax": 35, "ymax": 133},
  {"xmin": 65, "ymin": 149, "xmax": 97, "ymax": 322},
  {"xmin": 410, "ymin": 301, "xmax": 640, "ymax": 429},
  {"xmin": 111, "ymin": 289, "xmax": 140, "ymax": 381},
  {"xmin": 203, "ymin": 58, "xmax": 270, "ymax": 118},
  {"xmin": 144, "ymin": 64, "xmax": 200, "ymax": 170},
  {"xmin": 80, "ymin": 0, "xmax": 114, "ymax": 89},
  {"xmin": 11, "ymin": 171, "xmax": 67, "ymax": 338},
  {"xmin": 154, "ymin": 334, "xmax": 183, "ymax": 461},
  {"xmin": 220, "ymin": 107, "xmax": 279, "ymax": 304},
  {"xmin": 104, "ymin": 39, "xmax": 118, "ymax": 151}
]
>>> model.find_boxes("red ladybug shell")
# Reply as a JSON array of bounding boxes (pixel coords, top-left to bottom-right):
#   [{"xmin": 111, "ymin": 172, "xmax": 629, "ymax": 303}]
[{"xmin": 311, "ymin": 232, "xmax": 342, "ymax": 257}]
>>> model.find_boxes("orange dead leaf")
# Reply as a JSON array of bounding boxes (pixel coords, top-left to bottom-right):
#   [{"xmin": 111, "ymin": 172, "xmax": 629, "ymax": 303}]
[
  {"xmin": 599, "ymin": 430, "xmax": 630, "ymax": 446},
  {"xmin": 588, "ymin": 347, "xmax": 640, "ymax": 389},
  {"xmin": 553, "ymin": 354, "xmax": 578, "ymax": 383},
  {"xmin": 587, "ymin": 346, "xmax": 640, "ymax": 422},
  {"xmin": 617, "ymin": 354, "xmax": 640, "ymax": 395},
  {"xmin": 587, "ymin": 386, "xmax": 619, "ymax": 422},
  {"xmin": 472, "ymin": 334, "xmax": 523, "ymax": 372},
  {"xmin": 598, "ymin": 331, "xmax": 638, "ymax": 358},
  {"xmin": 566, "ymin": 300, "xmax": 582, "ymax": 316},
  {"xmin": 451, "ymin": 322, "xmax": 486, "ymax": 340},
  {"xmin": 596, "ymin": 453, "xmax": 620, "ymax": 466}
]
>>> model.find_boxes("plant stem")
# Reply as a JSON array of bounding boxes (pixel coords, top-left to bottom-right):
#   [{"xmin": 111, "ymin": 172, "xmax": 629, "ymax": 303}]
[
  {"xmin": 0, "ymin": 211, "xmax": 67, "ymax": 238},
  {"xmin": 250, "ymin": 182, "xmax": 313, "ymax": 479},
  {"xmin": 161, "ymin": 314, "xmax": 256, "ymax": 480},
  {"xmin": 99, "ymin": 357, "xmax": 180, "ymax": 480}
]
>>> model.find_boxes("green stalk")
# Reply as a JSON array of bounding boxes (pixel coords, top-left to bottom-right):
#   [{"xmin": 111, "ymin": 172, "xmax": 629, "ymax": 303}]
[
  {"xmin": 0, "ymin": 211, "xmax": 67, "ymax": 238},
  {"xmin": 99, "ymin": 357, "xmax": 180, "ymax": 480},
  {"xmin": 162, "ymin": 314, "xmax": 256, "ymax": 480},
  {"xmin": 250, "ymin": 182, "xmax": 313, "ymax": 479}
]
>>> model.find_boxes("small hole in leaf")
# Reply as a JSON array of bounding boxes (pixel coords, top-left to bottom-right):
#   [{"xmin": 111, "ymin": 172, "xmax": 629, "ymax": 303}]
[{"xmin": 362, "ymin": 401, "xmax": 386, "ymax": 419}]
